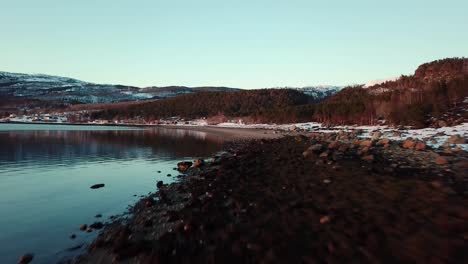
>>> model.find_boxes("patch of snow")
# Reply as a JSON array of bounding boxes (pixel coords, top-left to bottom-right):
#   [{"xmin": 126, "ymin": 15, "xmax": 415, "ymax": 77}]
[{"xmin": 363, "ymin": 77, "xmax": 399, "ymax": 88}]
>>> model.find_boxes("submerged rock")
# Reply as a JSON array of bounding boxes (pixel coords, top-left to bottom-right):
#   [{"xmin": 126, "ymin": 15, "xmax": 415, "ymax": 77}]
[
  {"xmin": 79, "ymin": 224, "xmax": 88, "ymax": 231},
  {"xmin": 156, "ymin": 180, "xmax": 164, "ymax": 189},
  {"xmin": 18, "ymin": 254, "xmax": 33, "ymax": 264},
  {"xmin": 90, "ymin": 222, "xmax": 104, "ymax": 230},
  {"xmin": 90, "ymin": 183, "xmax": 105, "ymax": 189}
]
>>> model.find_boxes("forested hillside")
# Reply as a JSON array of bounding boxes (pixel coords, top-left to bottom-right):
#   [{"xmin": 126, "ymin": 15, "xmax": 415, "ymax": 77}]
[
  {"xmin": 315, "ymin": 58, "xmax": 468, "ymax": 127},
  {"xmin": 92, "ymin": 89, "xmax": 316, "ymax": 123}
]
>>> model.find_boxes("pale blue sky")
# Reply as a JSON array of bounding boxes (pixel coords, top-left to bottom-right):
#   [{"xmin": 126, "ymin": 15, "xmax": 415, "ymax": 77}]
[{"xmin": 1, "ymin": 0, "xmax": 467, "ymax": 88}]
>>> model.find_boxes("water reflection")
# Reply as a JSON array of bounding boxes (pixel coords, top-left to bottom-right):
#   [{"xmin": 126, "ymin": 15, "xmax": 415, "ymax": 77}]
[{"xmin": 0, "ymin": 124, "xmax": 224, "ymax": 264}]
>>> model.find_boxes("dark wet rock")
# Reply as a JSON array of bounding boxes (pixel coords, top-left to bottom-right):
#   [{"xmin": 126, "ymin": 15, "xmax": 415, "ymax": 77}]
[
  {"xmin": 156, "ymin": 180, "xmax": 164, "ymax": 189},
  {"xmin": 157, "ymin": 170, "xmax": 161, "ymax": 173},
  {"xmin": 86, "ymin": 228, "xmax": 93, "ymax": 233},
  {"xmin": 90, "ymin": 222, "xmax": 104, "ymax": 230},
  {"xmin": 79, "ymin": 224, "xmax": 87, "ymax": 231},
  {"xmin": 18, "ymin": 253, "xmax": 33, "ymax": 264},
  {"xmin": 90, "ymin": 183, "xmax": 105, "ymax": 189},
  {"xmin": 70, "ymin": 234, "xmax": 76, "ymax": 239},
  {"xmin": 193, "ymin": 159, "xmax": 205, "ymax": 168},
  {"xmin": 95, "ymin": 214, "xmax": 102, "ymax": 218},
  {"xmin": 67, "ymin": 244, "xmax": 83, "ymax": 251},
  {"xmin": 177, "ymin": 161, "xmax": 193, "ymax": 172},
  {"xmin": 166, "ymin": 174, "xmax": 172, "ymax": 177},
  {"xmin": 362, "ymin": 155, "xmax": 374, "ymax": 162}
]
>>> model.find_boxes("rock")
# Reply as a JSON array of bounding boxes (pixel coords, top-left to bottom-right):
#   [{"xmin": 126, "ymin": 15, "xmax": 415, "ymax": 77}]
[
  {"xmin": 402, "ymin": 139, "xmax": 416, "ymax": 149},
  {"xmin": 393, "ymin": 131, "xmax": 402, "ymax": 137},
  {"xmin": 302, "ymin": 150, "xmax": 313, "ymax": 158},
  {"xmin": 79, "ymin": 224, "xmax": 87, "ymax": 231},
  {"xmin": 446, "ymin": 134, "xmax": 466, "ymax": 144},
  {"xmin": 371, "ymin": 132, "xmax": 382, "ymax": 140},
  {"xmin": 157, "ymin": 170, "xmax": 161, "ymax": 173},
  {"xmin": 359, "ymin": 147, "xmax": 370, "ymax": 154},
  {"xmin": 320, "ymin": 216, "xmax": 330, "ymax": 224},
  {"xmin": 323, "ymin": 179, "xmax": 332, "ymax": 184},
  {"xmin": 90, "ymin": 222, "xmax": 104, "ymax": 229},
  {"xmin": 327, "ymin": 141, "xmax": 340, "ymax": 149},
  {"xmin": 70, "ymin": 234, "xmax": 76, "ymax": 239},
  {"xmin": 454, "ymin": 160, "xmax": 468, "ymax": 169},
  {"xmin": 18, "ymin": 254, "xmax": 33, "ymax": 264},
  {"xmin": 95, "ymin": 214, "xmax": 102, "ymax": 218},
  {"xmin": 319, "ymin": 152, "xmax": 329, "ymax": 158},
  {"xmin": 377, "ymin": 138, "xmax": 390, "ymax": 145},
  {"xmin": 434, "ymin": 156, "xmax": 449, "ymax": 165},
  {"xmin": 308, "ymin": 144, "xmax": 323, "ymax": 152},
  {"xmin": 90, "ymin": 183, "xmax": 105, "ymax": 189},
  {"xmin": 414, "ymin": 141, "xmax": 427, "ymax": 151},
  {"xmin": 431, "ymin": 181, "xmax": 444, "ymax": 189},
  {"xmin": 360, "ymin": 140, "xmax": 373, "ymax": 147},
  {"xmin": 144, "ymin": 199, "xmax": 154, "ymax": 208},
  {"xmin": 193, "ymin": 159, "xmax": 205, "ymax": 167},
  {"xmin": 438, "ymin": 120, "xmax": 448, "ymax": 127},
  {"xmin": 361, "ymin": 155, "xmax": 374, "ymax": 162},
  {"xmin": 156, "ymin": 180, "xmax": 164, "ymax": 189},
  {"xmin": 295, "ymin": 135, "xmax": 308, "ymax": 142},
  {"xmin": 337, "ymin": 144, "xmax": 349, "ymax": 152},
  {"xmin": 177, "ymin": 161, "xmax": 193, "ymax": 172}
]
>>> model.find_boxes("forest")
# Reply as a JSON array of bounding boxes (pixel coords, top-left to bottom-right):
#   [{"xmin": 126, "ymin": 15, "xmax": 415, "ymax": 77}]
[
  {"xmin": 315, "ymin": 58, "xmax": 468, "ymax": 127},
  {"xmin": 92, "ymin": 58, "xmax": 468, "ymax": 127},
  {"xmin": 92, "ymin": 89, "xmax": 317, "ymax": 123}
]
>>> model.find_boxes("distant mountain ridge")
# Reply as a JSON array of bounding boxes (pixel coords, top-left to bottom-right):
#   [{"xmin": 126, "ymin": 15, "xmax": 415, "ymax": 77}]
[
  {"xmin": 0, "ymin": 71, "xmax": 241, "ymax": 104},
  {"xmin": 0, "ymin": 71, "xmax": 341, "ymax": 104}
]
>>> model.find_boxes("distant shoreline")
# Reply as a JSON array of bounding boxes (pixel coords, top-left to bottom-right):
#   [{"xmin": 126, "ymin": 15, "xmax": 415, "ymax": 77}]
[{"xmin": 0, "ymin": 121, "xmax": 285, "ymax": 141}]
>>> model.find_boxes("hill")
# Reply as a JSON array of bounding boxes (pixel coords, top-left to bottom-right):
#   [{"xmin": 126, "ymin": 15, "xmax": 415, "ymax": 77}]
[
  {"xmin": 92, "ymin": 89, "xmax": 316, "ymax": 123},
  {"xmin": 315, "ymin": 58, "xmax": 468, "ymax": 127}
]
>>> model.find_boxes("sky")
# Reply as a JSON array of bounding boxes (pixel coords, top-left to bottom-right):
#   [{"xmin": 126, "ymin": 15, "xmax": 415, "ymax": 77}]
[{"xmin": 1, "ymin": 0, "xmax": 467, "ymax": 88}]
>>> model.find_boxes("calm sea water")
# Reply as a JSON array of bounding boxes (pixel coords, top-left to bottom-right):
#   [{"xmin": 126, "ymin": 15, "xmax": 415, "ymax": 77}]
[{"xmin": 0, "ymin": 124, "xmax": 224, "ymax": 264}]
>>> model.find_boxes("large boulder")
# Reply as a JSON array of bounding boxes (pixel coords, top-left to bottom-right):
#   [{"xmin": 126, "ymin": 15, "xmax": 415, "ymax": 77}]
[
  {"xmin": 177, "ymin": 161, "xmax": 193, "ymax": 172},
  {"xmin": 360, "ymin": 140, "xmax": 373, "ymax": 147},
  {"xmin": 371, "ymin": 132, "xmax": 382, "ymax": 140},
  {"xmin": 402, "ymin": 139, "xmax": 416, "ymax": 149},
  {"xmin": 414, "ymin": 141, "xmax": 427, "ymax": 151}
]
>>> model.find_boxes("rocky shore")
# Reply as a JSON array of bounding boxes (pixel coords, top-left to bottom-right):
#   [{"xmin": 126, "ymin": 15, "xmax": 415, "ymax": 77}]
[{"xmin": 70, "ymin": 131, "xmax": 467, "ymax": 264}]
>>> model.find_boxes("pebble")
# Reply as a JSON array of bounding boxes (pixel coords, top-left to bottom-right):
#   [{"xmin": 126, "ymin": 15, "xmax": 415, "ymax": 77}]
[
  {"xmin": 18, "ymin": 254, "xmax": 34, "ymax": 264},
  {"xmin": 320, "ymin": 216, "xmax": 330, "ymax": 224},
  {"xmin": 79, "ymin": 224, "xmax": 87, "ymax": 231}
]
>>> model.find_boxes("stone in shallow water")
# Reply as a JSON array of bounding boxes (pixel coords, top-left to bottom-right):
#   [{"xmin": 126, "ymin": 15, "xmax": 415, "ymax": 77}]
[
  {"xmin": 18, "ymin": 253, "xmax": 33, "ymax": 264},
  {"xmin": 90, "ymin": 183, "xmax": 105, "ymax": 189}
]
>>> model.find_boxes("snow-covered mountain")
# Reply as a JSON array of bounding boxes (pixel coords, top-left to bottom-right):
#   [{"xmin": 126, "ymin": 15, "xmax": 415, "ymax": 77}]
[
  {"xmin": 0, "ymin": 71, "xmax": 147, "ymax": 104},
  {"xmin": 282, "ymin": 86, "xmax": 343, "ymax": 101},
  {"xmin": 0, "ymin": 72, "xmax": 239, "ymax": 104}
]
